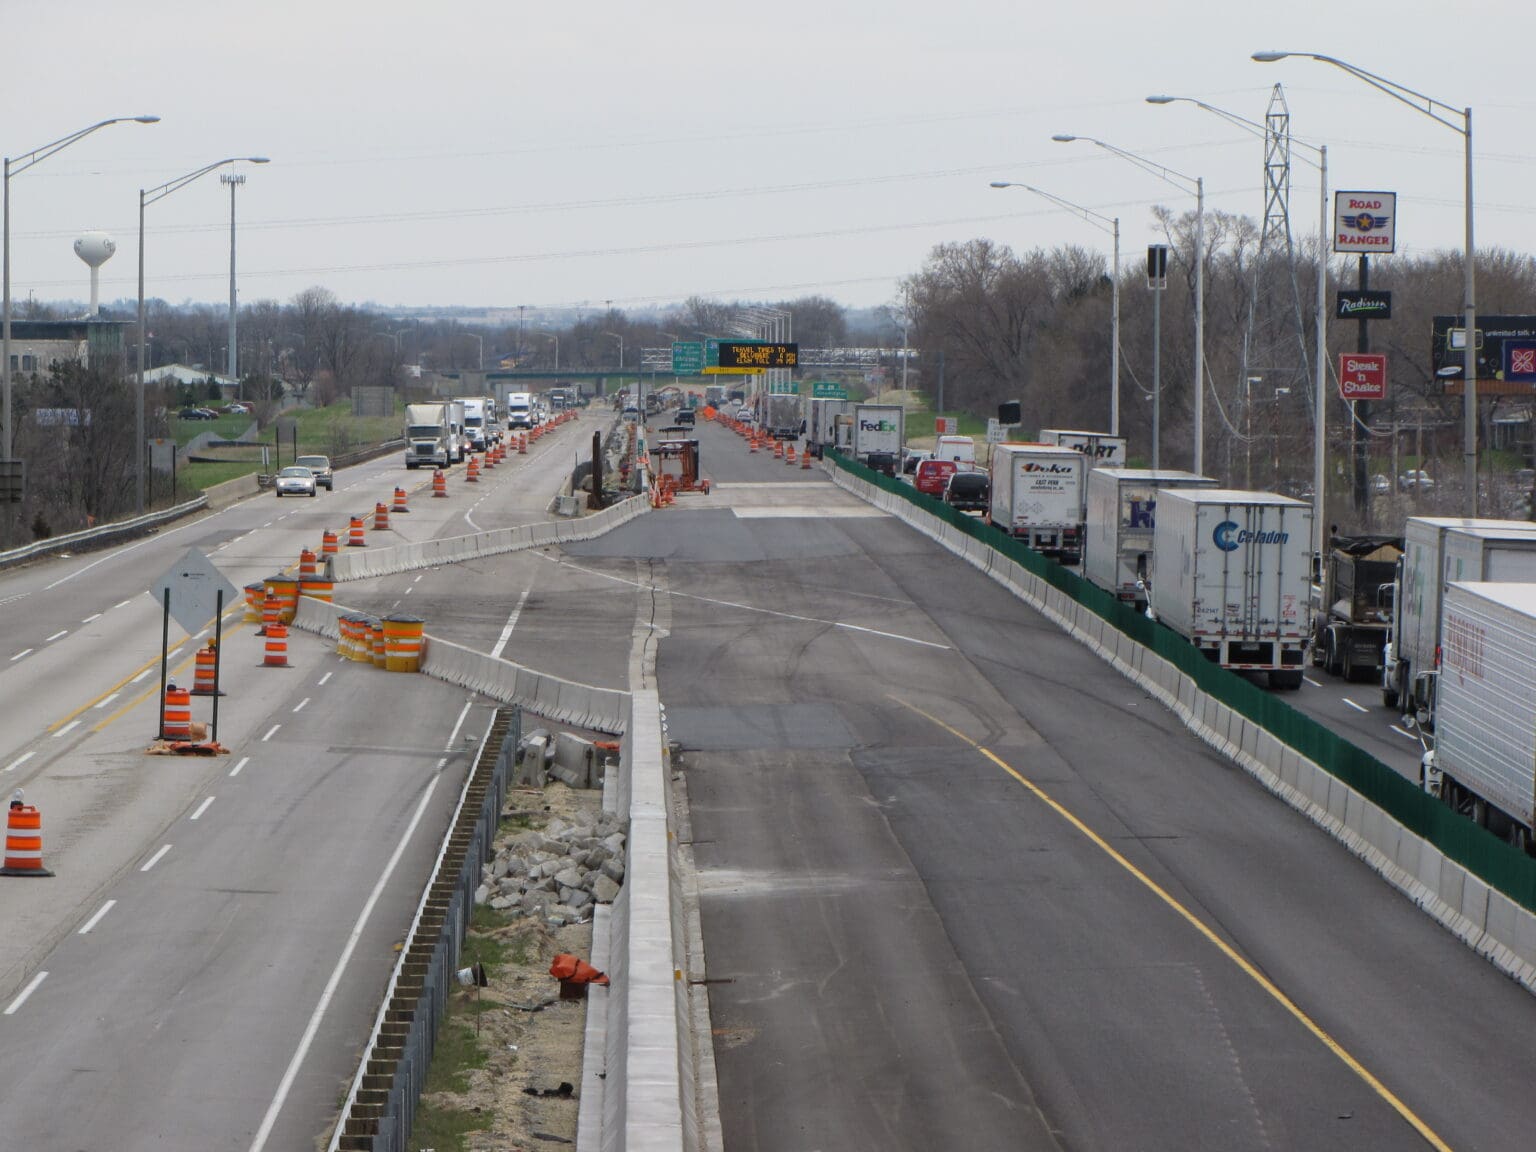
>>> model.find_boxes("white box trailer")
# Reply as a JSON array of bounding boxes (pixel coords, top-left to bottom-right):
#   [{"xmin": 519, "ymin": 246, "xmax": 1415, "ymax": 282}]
[
  {"xmin": 988, "ymin": 444, "xmax": 1086, "ymax": 563},
  {"xmin": 1149, "ymin": 488, "xmax": 1312, "ymax": 688},
  {"xmin": 1037, "ymin": 428, "xmax": 1127, "ymax": 468},
  {"xmin": 1427, "ymin": 581, "xmax": 1536, "ymax": 846},
  {"xmin": 807, "ymin": 398, "xmax": 851, "ymax": 455},
  {"xmin": 1083, "ymin": 468, "xmax": 1218, "ymax": 608},
  {"xmin": 853, "ymin": 404, "xmax": 904, "ymax": 462},
  {"xmin": 1384, "ymin": 517, "xmax": 1536, "ymax": 712}
]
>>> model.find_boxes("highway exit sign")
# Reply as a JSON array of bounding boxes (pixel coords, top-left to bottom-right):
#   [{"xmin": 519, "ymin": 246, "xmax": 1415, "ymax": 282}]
[
  {"xmin": 671, "ymin": 342, "xmax": 704, "ymax": 374},
  {"xmin": 1338, "ymin": 353, "xmax": 1387, "ymax": 401}
]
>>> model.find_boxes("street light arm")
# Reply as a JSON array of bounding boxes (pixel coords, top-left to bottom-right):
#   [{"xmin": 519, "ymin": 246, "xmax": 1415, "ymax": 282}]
[
  {"xmin": 143, "ymin": 156, "xmax": 269, "ymax": 207},
  {"xmin": 1253, "ymin": 52, "xmax": 1468, "ymax": 135},
  {"xmin": 1145, "ymin": 95, "xmax": 1325, "ymax": 170},
  {"xmin": 1053, "ymin": 134, "xmax": 1199, "ymax": 195},
  {"xmin": 990, "ymin": 181, "xmax": 1116, "ymax": 235},
  {"xmin": 6, "ymin": 116, "xmax": 160, "ymax": 176}
]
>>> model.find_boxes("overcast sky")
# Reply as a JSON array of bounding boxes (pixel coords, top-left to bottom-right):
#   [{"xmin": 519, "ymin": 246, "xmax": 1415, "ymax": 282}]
[{"xmin": 6, "ymin": 0, "xmax": 1535, "ymax": 321}]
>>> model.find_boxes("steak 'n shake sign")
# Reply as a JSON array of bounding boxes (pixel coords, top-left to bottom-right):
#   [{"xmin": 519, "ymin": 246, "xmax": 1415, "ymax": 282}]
[{"xmin": 1334, "ymin": 191, "xmax": 1397, "ymax": 254}]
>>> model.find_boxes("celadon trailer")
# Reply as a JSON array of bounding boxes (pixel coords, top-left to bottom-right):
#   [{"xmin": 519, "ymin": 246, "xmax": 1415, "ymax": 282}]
[
  {"xmin": 1149, "ymin": 488, "xmax": 1312, "ymax": 689},
  {"xmin": 1083, "ymin": 468, "xmax": 1217, "ymax": 609}
]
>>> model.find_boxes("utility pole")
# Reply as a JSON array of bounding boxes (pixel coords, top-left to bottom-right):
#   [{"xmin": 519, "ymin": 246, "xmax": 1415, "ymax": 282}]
[{"xmin": 221, "ymin": 172, "xmax": 246, "ymax": 386}]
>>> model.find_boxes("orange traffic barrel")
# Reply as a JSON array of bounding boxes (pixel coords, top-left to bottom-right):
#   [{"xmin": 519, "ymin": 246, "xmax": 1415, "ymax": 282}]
[
  {"xmin": 162, "ymin": 684, "xmax": 192, "ymax": 739},
  {"xmin": 243, "ymin": 582, "xmax": 266, "ymax": 625},
  {"xmin": 432, "ymin": 469, "xmax": 448, "ymax": 498},
  {"xmin": 370, "ymin": 619, "xmax": 387, "ymax": 668},
  {"xmin": 263, "ymin": 623, "xmax": 289, "ymax": 667},
  {"xmin": 465, "ymin": 456, "xmax": 480, "ymax": 483},
  {"xmin": 373, "ymin": 502, "xmax": 390, "ymax": 531},
  {"xmin": 518, "ymin": 434, "xmax": 527, "ymax": 454},
  {"xmin": 321, "ymin": 529, "xmax": 339, "ymax": 557},
  {"xmin": 1, "ymin": 800, "xmax": 54, "ymax": 877},
  {"xmin": 298, "ymin": 548, "xmax": 317, "ymax": 579},
  {"xmin": 349, "ymin": 615, "xmax": 376, "ymax": 663},
  {"xmin": 785, "ymin": 444, "xmax": 797, "ymax": 465},
  {"xmin": 802, "ymin": 445, "xmax": 813, "ymax": 469},
  {"xmin": 263, "ymin": 575, "xmax": 300, "ymax": 624},
  {"xmin": 482, "ymin": 448, "xmax": 495, "ymax": 471},
  {"xmin": 383, "ymin": 613, "xmax": 424, "ymax": 672},
  {"xmin": 191, "ymin": 642, "xmax": 223, "ymax": 696},
  {"xmin": 335, "ymin": 614, "xmax": 356, "ymax": 659},
  {"xmin": 347, "ymin": 515, "xmax": 366, "ymax": 547},
  {"xmin": 391, "ymin": 486, "xmax": 410, "ymax": 514},
  {"xmin": 299, "ymin": 575, "xmax": 334, "ymax": 605},
  {"xmin": 749, "ymin": 435, "xmax": 758, "ymax": 453}
]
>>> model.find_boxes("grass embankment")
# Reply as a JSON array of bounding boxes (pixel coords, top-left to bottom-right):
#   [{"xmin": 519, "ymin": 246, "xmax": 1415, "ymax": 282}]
[{"xmin": 164, "ymin": 400, "xmax": 404, "ymax": 502}]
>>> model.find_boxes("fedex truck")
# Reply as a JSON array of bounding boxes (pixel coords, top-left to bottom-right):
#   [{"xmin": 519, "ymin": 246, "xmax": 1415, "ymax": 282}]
[
  {"xmin": 1149, "ymin": 489, "xmax": 1313, "ymax": 688},
  {"xmin": 852, "ymin": 404, "xmax": 904, "ymax": 464}
]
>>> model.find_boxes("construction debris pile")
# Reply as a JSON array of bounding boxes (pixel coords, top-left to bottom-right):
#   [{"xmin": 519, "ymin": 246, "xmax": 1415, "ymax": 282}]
[{"xmin": 475, "ymin": 813, "xmax": 626, "ymax": 928}]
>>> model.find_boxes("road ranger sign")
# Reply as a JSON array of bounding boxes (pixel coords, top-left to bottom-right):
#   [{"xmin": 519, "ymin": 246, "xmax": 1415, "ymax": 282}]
[{"xmin": 1334, "ymin": 191, "xmax": 1396, "ymax": 254}]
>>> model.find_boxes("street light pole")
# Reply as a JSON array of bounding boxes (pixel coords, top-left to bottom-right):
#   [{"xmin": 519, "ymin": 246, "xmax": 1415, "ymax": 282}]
[
  {"xmin": 220, "ymin": 172, "xmax": 246, "ymax": 385},
  {"xmin": 3, "ymin": 115, "xmax": 159, "ymax": 480},
  {"xmin": 1054, "ymin": 134, "xmax": 1204, "ymax": 471},
  {"xmin": 1256, "ymin": 50, "xmax": 1477, "ymax": 515},
  {"xmin": 1147, "ymin": 93, "xmax": 1330, "ymax": 561},
  {"xmin": 990, "ymin": 181, "xmax": 1120, "ymax": 436},
  {"xmin": 137, "ymin": 156, "xmax": 269, "ymax": 515}
]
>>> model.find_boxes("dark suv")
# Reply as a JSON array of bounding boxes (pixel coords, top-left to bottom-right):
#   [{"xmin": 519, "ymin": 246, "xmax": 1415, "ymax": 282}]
[{"xmin": 943, "ymin": 470, "xmax": 989, "ymax": 512}]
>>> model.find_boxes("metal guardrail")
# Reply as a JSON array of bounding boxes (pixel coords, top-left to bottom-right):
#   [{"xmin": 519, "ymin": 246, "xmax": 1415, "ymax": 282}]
[
  {"xmin": 0, "ymin": 496, "xmax": 209, "ymax": 571},
  {"xmin": 327, "ymin": 707, "xmax": 521, "ymax": 1151}
]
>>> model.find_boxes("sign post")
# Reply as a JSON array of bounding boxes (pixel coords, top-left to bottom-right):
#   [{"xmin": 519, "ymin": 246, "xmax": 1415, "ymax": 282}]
[{"xmin": 149, "ymin": 548, "xmax": 239, "ymax": 742}]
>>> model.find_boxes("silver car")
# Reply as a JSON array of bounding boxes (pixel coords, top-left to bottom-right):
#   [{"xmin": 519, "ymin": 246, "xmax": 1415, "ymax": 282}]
[{"xmin": 274, "ymin": 465, "xmax": 317, "ymax": 497}]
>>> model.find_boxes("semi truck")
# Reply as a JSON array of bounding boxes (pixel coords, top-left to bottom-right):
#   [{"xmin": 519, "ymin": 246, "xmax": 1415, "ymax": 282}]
[
  {"xmin": 504, "ymin": 392, "xmax": 535, "ymax": 430},
  {"xmin": 1421, "ymin": 581, "xmax": 1536, "ymax": 852},
  {"xmin": 1082, "ymin": 468, "xmax": 1217, "ymax": 610},
  {"xmin": 1382, "ymin": 517, "xmax": 1536, "ymax": 713},
  {"xmin": 807, "ymin": 398, "xmax": 852, "ymax": 457},
  {"xmin": 1037, "ymin": 428, "xmax": 1128, "ymax": 468},
  {"xmin": 1149, "ymin": 488, "xmax": 1312, "ymax": 689},
  {"xmin": 763, "ymin": 393, "xmax": 803, "ymax": 440},
  {"xmin": 988, "ymin": 443, "xmax": 1086, "ymax": 564},
  {"xmin": 852, "ymin": 403, "xmax": 904, "ymax": 466},
  {"xmin": 444, "ymin": 399, "xmax": 467, "ymax": 462},
  {"xmin": 456, "ymin": 396, "xmax": 494, "ymax": 451},
  {"xmin": 1311, "ymin": 534, "xmax": 1401, "ymax": 682},
  {"xmin": 404, "ymin": 402, "xmax": 452, "ymax": 469}
]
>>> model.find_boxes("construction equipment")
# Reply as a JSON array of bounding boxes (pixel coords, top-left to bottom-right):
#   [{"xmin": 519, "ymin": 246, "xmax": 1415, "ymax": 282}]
[
  {"xmin": 651, "ymin": 438, "xmax": 710, "ymax": 494},
  {"xmin": 1312, "ymin": 533, "xmax": 1401, "ymax": 681}
]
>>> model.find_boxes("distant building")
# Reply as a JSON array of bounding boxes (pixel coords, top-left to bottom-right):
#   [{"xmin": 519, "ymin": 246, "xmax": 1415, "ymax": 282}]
[
  {"xmin": 4, "ymin": 318, "xmax": 126, "ymax": 375},
  {"xmin": 141, "ymin": 363, "xmax": 240, "ymax": 394}
]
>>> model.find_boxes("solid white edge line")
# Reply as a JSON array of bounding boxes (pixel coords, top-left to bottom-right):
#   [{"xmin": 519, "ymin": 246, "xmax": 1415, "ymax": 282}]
[
  {"xmin": 247, "ymin": 773, "xmax": 443, "ymax": 1152},
  {"xmin": 262, "ymin": 725, "xmax": 281, "ymax": 742},
  {"xmin": 140, "ymin": 844, "xmax": 172, "ymax": 872},
  {"xmin": 190, "ymin": 797, "xmax": 215, "ymax": 821},
  {"xmin": 78, "ymin": 900, "xmax": 116, "ymax": 935},
  {"xmin": 230, "ymin": 756, "xmax": 250, "ymax": 777},
  {"xmin": 4, "ymin": 971, "xmax": 47, "ymax": 1015}
]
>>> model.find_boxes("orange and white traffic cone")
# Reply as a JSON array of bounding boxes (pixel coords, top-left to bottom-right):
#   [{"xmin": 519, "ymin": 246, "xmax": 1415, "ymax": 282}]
[
  {"xmin": 465, "ymin": 456, "xmax": 480, "ymax": 482},
  {"xmin": 347, "ymin": 515, "xmax": 367, "ymax": 546},
  {"xmin": 374, "ymin": 502, "xmax": 390, "ymax": 531},
  {"xmin": 191, "ymin": 642, "xmax": 223, "ymax": 696},
  {"xmin": 433, "ymin": 469, "xmax": 449, "ymax": 497},
  {"xmin": 162, "ymin": 683, "xmax": 192, "ymax": 740},
  {"xmin": 391, "ymin": 486, "xmax": 410, "ymax": 513},
  {"xmin": 1, "ymin": 792, "xmax": 54, "ymax": 878}
]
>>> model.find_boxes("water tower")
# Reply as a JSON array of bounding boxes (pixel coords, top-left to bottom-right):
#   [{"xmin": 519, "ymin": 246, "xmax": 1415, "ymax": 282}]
[{"xmin": 73, "ymin": 232, "xmax": 117, "ymax": 317}]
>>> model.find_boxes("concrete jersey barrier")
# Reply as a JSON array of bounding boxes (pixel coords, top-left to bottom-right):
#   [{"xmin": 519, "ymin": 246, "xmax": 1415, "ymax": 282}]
[{"xmin": 327, "ymin": 493, "xmax": 650, "ymax": 582}]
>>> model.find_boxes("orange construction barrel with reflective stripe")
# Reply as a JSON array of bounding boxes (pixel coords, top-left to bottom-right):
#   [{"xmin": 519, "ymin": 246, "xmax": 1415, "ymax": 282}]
[
  {"xmin": 191, "ymin": 643, "xmax": 221, "ymax": 696},
  {"xmin": 1, "ymin": 805, "xmax": 53, "ymax": 877},
  {"xmin": 383, "ymin": 613, "xmax": 424, "ymax": 672},
  {"xmin": 350, "ymin": 615, "xmax": 376, "ymax": 663},
  {"xmin": 244, "ymin": 582, "xmax": 266, "ymax": 625},
  {"xmin": 162, "ymin": 684, "xmax": 192, "ymax": 739},
  {"xmin": 264, "ymin": 623, "xmax": 289, "ymax": 668},
  {"xmin": 370, "ymin": 619, "xmax": 387, "ymax": 668},
  {"xmin": 263, "ymin": 575, "xmax": 300, "ymax": 624},
  {"xmin": 298, "ymin": 548, "xmax": 317, "ymax": 578},
  {"xmin": 321, "ymin": 529, "xmax": 339, "ymax": 556},
  {"xmin": 300, "ymin": 575, "xmax": 334, "ymax": 605}
]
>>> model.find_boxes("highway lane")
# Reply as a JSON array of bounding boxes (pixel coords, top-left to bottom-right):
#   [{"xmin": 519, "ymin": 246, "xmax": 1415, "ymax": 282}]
[
  {"xmin": 615, "ymin": 418, "xmax": 1536, "ymax": 1151},
  {"xmin": 0, "ymin": 420, "xmax": 594, "ymax": 1148}
]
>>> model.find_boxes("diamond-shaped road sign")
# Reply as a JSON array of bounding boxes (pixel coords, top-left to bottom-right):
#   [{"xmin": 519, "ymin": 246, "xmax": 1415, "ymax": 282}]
[{"xmin": 149, "ymin": 547, "xmax": 240, "ymax": 637}]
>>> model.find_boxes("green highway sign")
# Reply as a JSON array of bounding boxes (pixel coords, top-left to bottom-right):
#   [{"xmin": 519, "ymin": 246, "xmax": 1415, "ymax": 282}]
[
  {"xmin": 672, "ymin": 342, "xmax": 705, "ymax": 374},
  {"xmin": 810, "ymin": 381, "xmax": 847, "ymax": 399},
  {"xmin": 766, "ymin": 380, "xmax": 800, "ymax": 395}
]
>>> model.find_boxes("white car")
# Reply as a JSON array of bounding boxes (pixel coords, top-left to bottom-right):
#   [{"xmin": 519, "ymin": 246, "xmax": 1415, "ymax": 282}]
[
  {"xmin": 274, "ymin": 465, "xmax": 317, "ymax": 497},
  {"xmin": 735, "ymin": 405, "xmax": 753, "ymax": 421}
]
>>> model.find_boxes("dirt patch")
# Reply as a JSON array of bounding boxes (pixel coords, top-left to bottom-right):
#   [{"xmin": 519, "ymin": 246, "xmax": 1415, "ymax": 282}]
[{"xmin": 416, "ymin": 780, "xmax": 608, "ymax": 1151}]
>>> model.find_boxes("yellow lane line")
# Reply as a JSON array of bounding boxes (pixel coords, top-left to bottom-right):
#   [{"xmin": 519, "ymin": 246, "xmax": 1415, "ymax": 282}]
[{"xmin": 889, "ymin": 695, "xmax": 1453, "ymax": 1152}]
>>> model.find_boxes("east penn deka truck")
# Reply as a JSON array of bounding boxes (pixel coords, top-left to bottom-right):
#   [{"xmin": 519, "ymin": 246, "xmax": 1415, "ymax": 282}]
[
  {"xmin": 988, "ymin": 444, "xmax": 1085, "ymax": 563},
  {"xmin": 1149, "ymin": 488, "xmax": 1312, "ymax": 689},
  {"xmin": 1083, "ymin": 468, "xmax": 1217, "ymax": 609}
]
